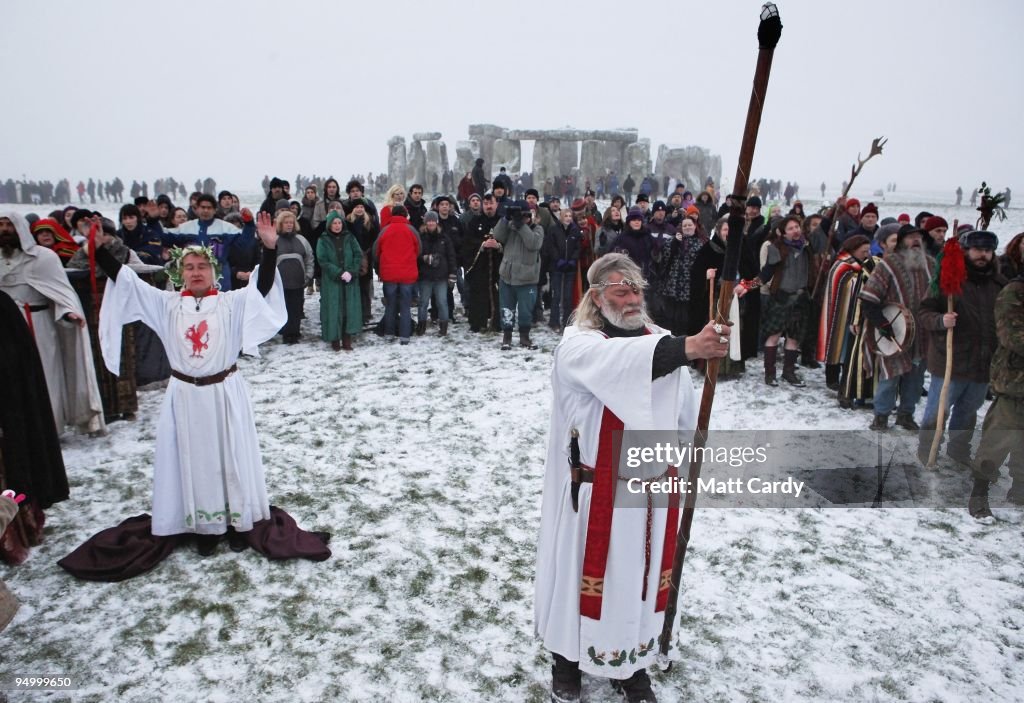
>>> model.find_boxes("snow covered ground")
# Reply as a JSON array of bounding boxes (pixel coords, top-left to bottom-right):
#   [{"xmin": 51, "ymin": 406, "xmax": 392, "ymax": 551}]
[{"xmin": 1, "ymin": 192, "xmax": 1022, "ymax": 702}]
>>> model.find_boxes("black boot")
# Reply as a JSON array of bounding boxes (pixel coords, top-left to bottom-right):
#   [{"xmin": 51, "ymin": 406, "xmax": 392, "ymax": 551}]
[
  {"xmin": 501, "ymin": 329, "xmax": 513, "ymax": 351},
  {"xmin": 782, "ymin": 349, "xmax": 805, "ymax": 386},
  {"xmin": 519, "ymin": 329, "xmax": 536, "ymax": 350},
  {"xmin": 610, "ymin": 668, "xmax": 658, "ymax": 702},
  {"xmin": 825, "ymin": 363, "xmax": 842, "ymax": 390},
  {"xmin": 195, "ymin": 534, "xmax": 219, "ymax": 557},
  {"xmin": 439, "ymin": 322, "xmax": 448, "ymax": 337},
  {"xmin": 550, "ymin": 654, "xmax": 581, "ymax": 703},
  {"xmin": 416, "ymin": 320, "xmax": 427, "ymax": 336},
  {"xmin": 870, "ymin": 414, "xmax": 889, "ymax": 431},
  {"xmin": 969, "ymin": 478, "xmax": 994, "ymax": 522},
  {"xmin": 895, "ymin": 412, "xmax": 920, "ymax": 431},
  {"xmin": 801, "ymin": 353, "xmax": 821, "ymax": 369},
  {"xmin": 227, "ymin": 527, "xmax": 248, "ymax": 553},
  {"xmin": 764, "ymin": 345, "xmax": 778, "ymax": 387}
]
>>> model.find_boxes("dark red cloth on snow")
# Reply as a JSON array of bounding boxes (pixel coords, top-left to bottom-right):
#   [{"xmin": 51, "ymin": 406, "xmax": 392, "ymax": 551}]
[{"xmin": 58, "ymin": 507, "xmax": 330, "ymax": 581}]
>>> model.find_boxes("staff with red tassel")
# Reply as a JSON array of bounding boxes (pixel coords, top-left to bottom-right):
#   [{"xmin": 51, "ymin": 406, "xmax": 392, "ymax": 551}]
[{"xmin": 926, "ymin": 222, "xmax": 966, "ymax": 467}]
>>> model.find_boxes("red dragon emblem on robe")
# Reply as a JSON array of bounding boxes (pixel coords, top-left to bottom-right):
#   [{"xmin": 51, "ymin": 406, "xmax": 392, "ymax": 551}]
[{"xmin": 184, "ymin": 320, "xmax": 209, "ymax": 358}]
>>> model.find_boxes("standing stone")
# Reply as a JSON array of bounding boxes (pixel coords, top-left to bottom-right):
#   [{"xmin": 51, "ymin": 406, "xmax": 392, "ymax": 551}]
[
  {"xmin": 468, "ymin": 124, "xmax": 507, "ymax": 174},
  {"xmin": 656, "ymin": 145, "xmax": 720, "ymax": 194},
  {"xmin": 532, "ymin": 139, "xmax": 561, "ymax": 196},
  {"xmin": 424, "ymin": 140, "xmax": 445, "ymax": 194},
  {"xmin": 579, "ymin": 140, "xmax": 604, "ymax": 192},
  {"xmin": 601, "ymin": 140, "xmax": 625, "ymax": 176},
  {"xmin": 439, "ymin": 142, "xmax": 450, "ymax": 174},
  {"xmin": 624, "ymin": 139, "xmax": 651, "ymax": 183},
  {"xmin": 387, "ymin": 135, "xmax": 407, "ymax": 188},
  {"xmin": 558, "ymin": 141, "xmax": 578, "ymax": 176},
  {"xmin": 492, "ymin": 139, "xmax": 522, "ymax": 174},
  {"xmin": 408, "ymin": 140, "xmax": 426, "ymax": 187},
  {"xmin": 455, "ymin": 140, "xmax": 480, "ymax": 178}
]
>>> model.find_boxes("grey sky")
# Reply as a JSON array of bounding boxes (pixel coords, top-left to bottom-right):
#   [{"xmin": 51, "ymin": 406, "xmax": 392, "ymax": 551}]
[{"xmin": 2, "ymin": 0, "xmax": 1020, "ymax": 194}]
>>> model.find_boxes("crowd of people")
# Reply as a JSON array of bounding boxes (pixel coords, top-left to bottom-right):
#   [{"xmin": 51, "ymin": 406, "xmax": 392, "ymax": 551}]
[{"xmin": 2, "ymin": 162, "xmax": 1023, "ymax": 702}]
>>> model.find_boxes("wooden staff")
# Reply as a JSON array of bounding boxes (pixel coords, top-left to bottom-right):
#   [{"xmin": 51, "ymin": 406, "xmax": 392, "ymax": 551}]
[
  {"xmin": 658, "ymin": 2, "xmax": 783, "ymax": 659},
  {"xmin": 810, "ymin": 137, "xmax": 888, "ymax": 300},
  {"xmin": 927, "ymin": 226, "xmax": 965, "ymax": 467}
]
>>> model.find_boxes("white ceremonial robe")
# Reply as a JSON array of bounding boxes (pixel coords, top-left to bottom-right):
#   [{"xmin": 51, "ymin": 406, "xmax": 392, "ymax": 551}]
[
  {"xmin": 0, "ymin": 212, "xmax": 104, "ymax": 435},
  {"xmin": 534, "ymin": 323, "xmax": 698, "ymax": 679},
  {"xmin": 98, "ymin": 265, "xmax": 286, "ymax": 536}
]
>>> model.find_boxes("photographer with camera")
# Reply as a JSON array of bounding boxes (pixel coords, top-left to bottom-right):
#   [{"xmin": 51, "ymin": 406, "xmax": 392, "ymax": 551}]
[{"xmin": 493, "ymin": 199, "xmax": 544, "ymax": 350}]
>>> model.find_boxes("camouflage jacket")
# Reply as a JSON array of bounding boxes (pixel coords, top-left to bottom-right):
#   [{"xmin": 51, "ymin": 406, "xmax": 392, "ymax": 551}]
[{"xmin": 991, "ymin": 277, "xmax": 1024, "ymax": 397}]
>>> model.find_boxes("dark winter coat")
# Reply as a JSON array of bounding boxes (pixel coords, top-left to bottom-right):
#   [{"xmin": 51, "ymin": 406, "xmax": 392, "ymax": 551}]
[
  {"xmin": 317, "ymin": 224, "xmax": 363, "ymax": 339},
  {"xmin": 404, "ymin": 197, "xmax": 428, "ymax": 230},
  {"xmin": 417, "ymin": 228, "xmax": 457, "ymax": 282},
  {"xmin": 462, "ymin": 213, "xmax": 502, "ymax": 277},
  {"xmin": 346, "ymin": 215, "xmax": 379, "ymax": 255},
  {"xmin": 610, "ymin": 225, "xmax": 655, "ymax": 279},
  {"xmin": 919, "ymin": 261, "xmax": 1006, "ymax": 383},
  {"xmin": 120, "ymin": 219, "xmax": 164, "ymax": 265},
  {"xmin": 472, "ymin": 163, "xmax": 488, "ymax": 196},
  {"xmin": 437, "ymin": 215, "xmax": 465, "ymax": 267},
  {"xmin": 595, "ymin": 222, "xmax": 622, "ymax": 257},
  {"xmin": 543, "ymin": 221, "xmax": 582, "ymax": 273},
  {"xmin": 989, "ymin": 277, "xmax": 1024, "ymax": 397},
  {"xmin": 275, "ymin": 231, "xmax": 314, "ymax": 290}
]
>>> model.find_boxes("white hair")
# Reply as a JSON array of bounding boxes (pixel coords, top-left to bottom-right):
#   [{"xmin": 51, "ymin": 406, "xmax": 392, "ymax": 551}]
[{"xmin": 567, "ymin": 253, "xmax": 654, "ymax": 330}]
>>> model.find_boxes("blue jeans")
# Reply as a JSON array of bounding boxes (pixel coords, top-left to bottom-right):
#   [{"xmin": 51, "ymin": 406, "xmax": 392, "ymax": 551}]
[
  {"xmin": 919, "ymin": 376, "xmax": 988, "ymax": 457},
  {"xmin": 873, "ymin": 359, "xmax": 926, "ymax": 417},
  {"xmin": 549, "ymin": 270, "xmax": 574, "ymax": 328},
  {"xmin": 383, "ymin": 282, "xmax": 414, "ymax": 339},
  {"xmin": 499, "ymin": 280, "xmax": 537, "ymax": 332},
  {"xmin": 418, "ymin": 280, "xmax": 449, "ymax": 323}
]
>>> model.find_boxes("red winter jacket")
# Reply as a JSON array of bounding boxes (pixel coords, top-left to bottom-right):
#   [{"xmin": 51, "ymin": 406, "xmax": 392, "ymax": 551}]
[{"xmin": 374, "ymin": 216, "xmax": 421, "ymax": 284}]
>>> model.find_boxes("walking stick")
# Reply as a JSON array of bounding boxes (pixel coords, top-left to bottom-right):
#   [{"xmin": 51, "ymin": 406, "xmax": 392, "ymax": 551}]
[
  {"xmin": 708, "ymin": 276, "xmax": 715, "ymax": 321},
  {"xmin": 810, "ymin": 137, "xmax": 888, "ymax": 300},
  {"xmin": 927, "ymin": 230, "xmax": 965, "ymax": 467},
  {"xmin": 658, "ymin": 2, "xmax": 783, "ymax": 661}
]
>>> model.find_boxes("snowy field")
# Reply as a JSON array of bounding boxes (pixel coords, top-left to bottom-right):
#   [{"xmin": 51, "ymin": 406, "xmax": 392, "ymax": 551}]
[{"xmin": 1, "ymin": 191, "xmax": 1023, "ymax": 703}]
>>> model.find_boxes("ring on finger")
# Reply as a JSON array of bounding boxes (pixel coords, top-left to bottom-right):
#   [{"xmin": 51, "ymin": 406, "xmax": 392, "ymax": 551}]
[
  {"xmin": 719, "ymin": 335, "xmax": 728, "ymax": 344},
  {"xmin": 713, "ymin": 323, "xmax": 723, "ymax": 334}
]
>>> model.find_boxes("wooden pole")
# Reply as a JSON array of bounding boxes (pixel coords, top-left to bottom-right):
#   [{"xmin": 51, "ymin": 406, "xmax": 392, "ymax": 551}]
[
  {"xmin": 658, "ymin": 3, "xmax": 783, "ymax": 659},
  {"xmin": 927, "ymin": 219, "xmax": 961, "ymax": 467}
]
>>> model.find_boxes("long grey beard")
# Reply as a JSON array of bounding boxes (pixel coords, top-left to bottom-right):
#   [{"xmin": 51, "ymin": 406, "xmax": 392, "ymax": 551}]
[
  {"xmin": 604, "ymin": 302, "xmax": 647, "ymax": 330},
  {"xmin": 904, "ymin": 247, "xmax": 928, "ymax": 274}
]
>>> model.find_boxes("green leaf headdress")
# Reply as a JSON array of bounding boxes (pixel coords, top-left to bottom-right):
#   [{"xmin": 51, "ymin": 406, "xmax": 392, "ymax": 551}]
[{"xmin": 168, "ymin": 245, "xmax": 222, "ymax": 290}]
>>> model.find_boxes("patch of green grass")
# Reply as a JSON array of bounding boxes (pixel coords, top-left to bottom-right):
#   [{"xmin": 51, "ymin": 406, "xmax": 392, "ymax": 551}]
[{"xmin": 408, "ymin": 567, "xmax": 434, "ymax": 597}]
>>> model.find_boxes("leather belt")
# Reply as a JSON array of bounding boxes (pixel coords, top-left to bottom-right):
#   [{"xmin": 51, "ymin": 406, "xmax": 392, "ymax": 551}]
[
  {"xmin": 570, "ymin": 465, "xmax": 595, "ymax": 484},
  {"xmin": 171, "ymin": 363, "xmax": 238, "ymax": 387}
]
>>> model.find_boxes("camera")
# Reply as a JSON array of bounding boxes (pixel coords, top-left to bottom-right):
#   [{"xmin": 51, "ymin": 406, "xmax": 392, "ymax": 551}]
[{"xmin": 506, "ymin": 205, "xmax": 523, "ymax": 220}]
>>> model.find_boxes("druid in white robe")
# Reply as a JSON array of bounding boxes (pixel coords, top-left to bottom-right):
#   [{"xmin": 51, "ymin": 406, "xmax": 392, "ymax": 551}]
[
  {"xmin": 0, "ymin": 211, "xmax": 104, "ymax": 435},
  {"xmin": 534, "ymin": 321, "xmax": 698, "ymax": 679},
  {"xmin": 97, "ymin": 249, "xmax": 286, "ymax": 536}
]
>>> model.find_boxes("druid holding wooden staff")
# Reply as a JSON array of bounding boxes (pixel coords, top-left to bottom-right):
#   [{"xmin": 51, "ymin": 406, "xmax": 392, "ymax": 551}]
[
  {"xmin": 533, "ymin": 6, "xmax": 782, "ymax": 703},
  {"xmin": 917, "ymin": 230, "xmax": 1005, "ymax": 466}
]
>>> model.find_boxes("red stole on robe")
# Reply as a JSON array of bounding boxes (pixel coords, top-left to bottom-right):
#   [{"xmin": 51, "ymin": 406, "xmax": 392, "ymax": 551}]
[{"xmin": 579, "ymin": 330, "xmax": 680, "ymax": 620}]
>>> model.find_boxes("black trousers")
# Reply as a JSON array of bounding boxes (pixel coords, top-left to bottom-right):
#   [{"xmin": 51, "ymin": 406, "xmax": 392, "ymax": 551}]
[{"xmin": 281, "ymin": 287, "xmax": 304, "ymax": 338}]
